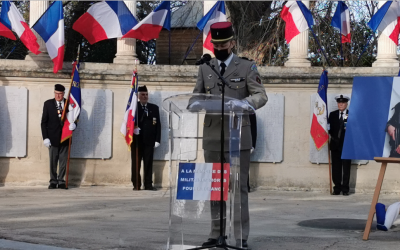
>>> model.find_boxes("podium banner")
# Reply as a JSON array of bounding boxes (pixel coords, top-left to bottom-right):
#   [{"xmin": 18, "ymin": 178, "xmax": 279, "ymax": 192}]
[{"xmin": 177, "ymin": 163, "xmax": 229, "ymax": 201}]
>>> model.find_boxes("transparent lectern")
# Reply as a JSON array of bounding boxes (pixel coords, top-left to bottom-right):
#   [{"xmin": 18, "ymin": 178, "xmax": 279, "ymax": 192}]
[{"xmin": 163, "ymin": 93, "xmax": 251, "ymax": 249}]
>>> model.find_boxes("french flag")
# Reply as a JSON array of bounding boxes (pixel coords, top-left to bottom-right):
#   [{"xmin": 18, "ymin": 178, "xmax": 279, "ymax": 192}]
[
  {"xmin": 120, "ymin": 71, "xmax": 138, "ymax": 148},
  {"xmin": 197, "ymin": 1, "xmax": 226, "ymax": 52},
  {"xmin": 32, "ymin": 1, "xmax": 64, "ymax": 73},
  {"xmin": 368, "ymin": 1, "xmax": 400, "ymax": 45},
  {"xmin": 331, "ymin": 1, "xmax": 351, "ymax": 43},
  {"xmin": 310, "ymin": 70, "xmax": 329, "ymax": 150},
  {"xmin": 343, "ymin": 77, "xmax": 400, "ymax": 160},
  {"xmin": 122, "ymin": 1, "xmax": 170, "ymax": 41},
  {"xmin": 0, "ymin": 1, "xmax": 40, "ymax": 54},
  {"xmin": 281, "ymin": 1, "xmax": 314, "ymax": 43},
  {"xmin": 73, "ymin": 1, "xmax": 138, "ymax": 45},
  {"xmin": 61, "ymin": 62, "xmax": 81, "ymax": 143},
  {"xmin": 176, "ymin": 163, "xmax": 229, "ymax": 201}
]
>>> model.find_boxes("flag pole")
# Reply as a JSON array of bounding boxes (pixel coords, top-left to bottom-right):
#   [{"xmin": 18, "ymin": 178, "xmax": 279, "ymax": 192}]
[
  {"xmin": 181, "ymin": 30, "xmax": 202, "ymax": 64},
  {"xmin": 134, "ymin": 60, "xmax": 140, "ymax": 190},
  {"xmin": 64, "ymin": 45, "xmax": 81, "ymax": 189},
  {"xmin": 340, "ymin": 34, "xmax": 344, "ymax": 67},
  {"xmin": 328, "ymin": 142, "xmax": 333, "ymax": 194},
  {"xmin": 355, "ymin": 33, "xmax": 374, "ymax": 67}
]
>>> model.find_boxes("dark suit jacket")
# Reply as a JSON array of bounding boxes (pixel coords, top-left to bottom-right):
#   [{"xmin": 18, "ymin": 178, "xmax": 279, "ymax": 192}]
[
  {"xmin": 328, "ymin": 109, "xmax": 348, "ymax": 152},
  {"xmin": 41, "ymin": 98, "xmax": 68, "ymax": 147},
  {"xmin": 137, "ymin": 102, "xmax": 161, "ymax": 146}
]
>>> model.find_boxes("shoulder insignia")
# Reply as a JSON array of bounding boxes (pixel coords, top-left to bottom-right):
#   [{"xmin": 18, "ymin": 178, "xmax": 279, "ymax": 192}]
[{"xmin": 251, "ymin": 64, "xmax": 258, "ymax": 72}]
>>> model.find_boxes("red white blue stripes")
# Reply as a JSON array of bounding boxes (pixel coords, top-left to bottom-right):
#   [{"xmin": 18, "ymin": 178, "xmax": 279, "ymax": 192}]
[
  {"xmin": 177, "ymin": 163, "xmax": 229, "ymax": 201},
  {"xmin": 331, "ymin": 1, "xmax": 351, "ymax": 43},
  {"xmin": 281, "ymin": 1, "xmax": 314, "ymax": 43},
  {"xmin": 73, "ymin": 1, "xmax": 138, "ymax": 45},
  {"xmin": 310, "ymin": 70, "xmax": 329, "ymax": 150},
  {"xmin": 32, "ymin": 1, "xmax": 64, "ymax": 73},
  {"xmin": 368, "ymin": 1, "xmax": 400, "ymax": 45},
  {"xmin": 121, "ymin": 71, "xmax": 139, "ymax": 148},
  {"xmin": 197, "ymin": 1, "xmax": 226, "ymax": 52},
  {"xmin": 0, "ymin": 1, "xmax": 40, "ymax": 54},
  {"xmin": 123, "ymin": 1, "xmax": 170, "ymax": 41}
]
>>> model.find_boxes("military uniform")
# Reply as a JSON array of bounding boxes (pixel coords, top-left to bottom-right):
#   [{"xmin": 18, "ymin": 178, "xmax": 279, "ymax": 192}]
[
  {"xmin": 386, "ymin": 102, "xmax": 400, "ymax": 157},
  {"xmin": 193, "ymin": 53, "xmax": 267, "ymax": 241}
]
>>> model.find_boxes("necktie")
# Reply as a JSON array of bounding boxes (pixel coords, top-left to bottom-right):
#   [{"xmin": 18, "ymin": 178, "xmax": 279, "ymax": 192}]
[
  {"xmin": 59, "ymin": 102, "xmax": 63, "ymax": 111},
  {"xmin": 220, "ymin": 62, "xmax": 226, "ymax": 76},
  {"xmin": 143, "ymin": 105, "xmax": 148, "ymax": 116},
  {"xmin": 340, "ymin": 112, "xmax": 343, "ymax": 122}
]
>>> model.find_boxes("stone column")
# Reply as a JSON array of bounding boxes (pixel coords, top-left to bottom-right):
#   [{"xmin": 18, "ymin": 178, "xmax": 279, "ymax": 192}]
[
  {"xmin": 284, "ymin": 1, "xmax": 311, "ymax": 67},
  {"xmin": 203, "ymin": 1, "xmax": 218, "ymax": 55},
  {"xmin": 114, "ymin": 0, "xmax": 138, "ymax": 64},
  {"xmin": 373, "ymin": 2, "xmax": 398, "ymax": 67},
  {"xmin": 25, "ymin": 0, "xmax": 50, "ymax": 61}
]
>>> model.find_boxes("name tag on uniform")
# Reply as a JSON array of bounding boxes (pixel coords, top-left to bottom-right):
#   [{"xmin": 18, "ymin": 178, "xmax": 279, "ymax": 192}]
[{"xmin": 230, "ymin": 77, "xmax": 245, "ymax": 82}]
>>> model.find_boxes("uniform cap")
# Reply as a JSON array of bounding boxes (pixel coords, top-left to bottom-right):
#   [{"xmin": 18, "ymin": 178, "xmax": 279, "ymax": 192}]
[
  {"xmin": 210, "ymin": 22, "xmax": 234, "ymax": 43},
  {"xmin": 138, "ymin": 85, "xmax": 148, "ymax": 92},
  {"xmin": 55, "ymin": 84, "xmax": 65, "ymax": 92},
  {"xmin": 335, "ymin": 94, "xmax": 350, "ymax": 102}
]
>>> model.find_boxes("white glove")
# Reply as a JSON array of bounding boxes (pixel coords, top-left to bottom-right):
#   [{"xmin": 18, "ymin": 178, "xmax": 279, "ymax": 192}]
[
  {"xmin": 154, "ymin": 142, "xmax": 160, "ymax": 148},
  {"xmin": 250, "ymin": 147, "xmax": 254, "ymax": 154},
  {"xmin": 43, "ymin": 138, "xmax": 51, "ymax": 148},
  {"xmin": 69, "ymin": 123, "xmax": 76, "ymax": 131},
  {"xmin": 134, "ymin": 127, "xmax": 141, "ymax": 135},
  {"xmin": 227, "ymin": 100, "xmax": 255, "ymax": 111}
]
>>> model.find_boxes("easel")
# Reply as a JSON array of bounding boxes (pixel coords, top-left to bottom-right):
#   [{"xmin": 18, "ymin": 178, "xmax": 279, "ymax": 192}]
[{"xmin": 362, "ymin": 157, "xmax": 400, "ymax": 240}]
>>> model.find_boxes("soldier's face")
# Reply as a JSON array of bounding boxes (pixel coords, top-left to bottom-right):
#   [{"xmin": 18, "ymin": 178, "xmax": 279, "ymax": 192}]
[
  {"xmin": 337, "ymin": 101, "xmax": 348, "ymax": 111},
  {"xmin": 138, "ymin": 91, "xmax": 148, "ymax": 104},
  {"xmin": 213, "ymin": 40, "xmax": 235, "ymax": 54},
  {"xmin": 54, "ymin": 91, "xmax": 64, "ymax": 102}
]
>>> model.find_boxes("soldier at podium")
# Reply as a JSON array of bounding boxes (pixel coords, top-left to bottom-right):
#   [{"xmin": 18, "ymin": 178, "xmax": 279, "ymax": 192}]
[
  {"xmin": 193, "ymin": 22, "xmax": 267, "ymax": 248},
  {"xmin": 131, "ymin": 85, "xmax": 161, "ymax": 191},
  {"xmin": 41, "ymin": 84, "xmax": 76, "ymax": 189}
]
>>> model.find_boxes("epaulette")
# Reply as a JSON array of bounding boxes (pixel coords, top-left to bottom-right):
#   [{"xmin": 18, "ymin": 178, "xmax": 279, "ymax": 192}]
[{"xmin": 240, "ymin": 57, "xmax": 253, "ymax": 61}]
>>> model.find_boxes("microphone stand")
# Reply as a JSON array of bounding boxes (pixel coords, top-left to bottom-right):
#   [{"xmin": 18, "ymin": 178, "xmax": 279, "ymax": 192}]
[{"xmin": 188, "ymin": 59, "xmax": 245, "ymax": 250}]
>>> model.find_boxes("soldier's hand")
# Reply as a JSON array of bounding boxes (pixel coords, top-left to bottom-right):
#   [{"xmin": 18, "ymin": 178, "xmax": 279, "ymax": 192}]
[
  {"xmin": 396, "ymin": 145, "xmax": 400, "ymax": 155},
  {"xmin": 227, "ymin": 100, "xmax": 254, "ymax": 112},
  {"xmin": 134, "ymin": 127, "xmax": 140, "ymax": 135},
  {"xmin": 154, "ymin": 142, "xmax": 160, "ymax": 148},
  {"xmin": 43, "ymin": 138, "xmax": 51, "ymax": 148},
  {"xmin": 388, "ymin": 125, "xmax": 396, "ymax": 140},
  {"xmin": 69, "ymin": 123, "xmax": 76, "ymax": 131},
  {"xmin": 187, "ymin": 101, "xmax": 202, "ymax": 112}
]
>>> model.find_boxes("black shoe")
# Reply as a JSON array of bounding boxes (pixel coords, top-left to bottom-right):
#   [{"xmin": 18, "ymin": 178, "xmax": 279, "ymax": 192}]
[
  {"xmin": 133, "ymin": 187, "xmax": 141, "ymax": 191},
  {"xmin": 236, "ymin": 239, "xmax": 249, "ymax": 248},
  {"xmin": 48, "ymin": 183, "xmax": 57, "ymax": 189},
  {"xmin": 342, "ymin": 192, "xmax": 349, "ymax": 196},
  {"xmin": 145, "ymin": 187, "xmax": 157, "ymax": 191},
  {"xmin": 332, "ymin": 191, "xmax": 341, "ymax": 195},
  {"xmin": 202, "ymin": 238, "xmax": 217, "ymax": 247},
  {"xmin": 58, "ymin": 183, "xmax": 66, "ymax": 189}
]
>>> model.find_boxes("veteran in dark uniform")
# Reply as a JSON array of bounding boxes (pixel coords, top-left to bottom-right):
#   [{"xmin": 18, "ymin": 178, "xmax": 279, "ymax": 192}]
[
  {"xmin": 41, "ymin": 84, "xmax": 76, "ymax": 189},
  {"xmin": 328, "ymin": 94, "xmax": 351, "ymax": 196},
  {"xmin": 193, "ymin": 22, "xmax": 268, "ymax": 248},
  {"xmin": 131, "ymin": 85, "xmax": 161, "ymax": 191}
]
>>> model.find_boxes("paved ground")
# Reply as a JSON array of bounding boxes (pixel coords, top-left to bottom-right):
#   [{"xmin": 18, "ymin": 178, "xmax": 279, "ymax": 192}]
[{"xmin": 1, "ymin": 186, "xmax": 400, "ymax": 250}]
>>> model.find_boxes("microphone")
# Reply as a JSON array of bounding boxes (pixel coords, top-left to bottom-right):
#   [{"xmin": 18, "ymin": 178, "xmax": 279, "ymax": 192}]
[{"xmin": 195, "ymin": 54, "xmax": 212, "ymax": 65}]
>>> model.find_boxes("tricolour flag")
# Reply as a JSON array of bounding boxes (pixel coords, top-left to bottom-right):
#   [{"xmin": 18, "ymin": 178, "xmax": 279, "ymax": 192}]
[
  {"xmin": 32, "ymin": 1, "xmax": 64, "ymax": 73},
  {"xmin": 197, "ymin": 1, "xmax": 226, "ymax": 52},
  {"xmin": 73, "ymin": 1, "xmax": 138, "ymax": 45},
  {"xmin": 0, "ymin": 1, "xmax": 40, "ymax": 54},
  {"xmin": 122, "ymin": 1, "xmax": 170, "ymax": 41},
  {"xmin": 310, "ymin": 70, "xmax": 329, "ymax": 150},
  {"xmin": 331, "ymin": 1, "xmax": 351, "ymax": 43},
  {"xmin": 342, "ymin": 77, "xmax": 400, "ymax": 160},
  {"xmin": 176, "ymin": 163, "xmax": 230, "ymax": 201},
  {"xmin": 61, "ymin": 62, "xmax": 81, "ymax": 143},
  {"xmin": 281, "ymin": 1, "xmax": 314, "ymax": 43},
  {"xmin": 368, "ymin": 1, "xmax": 400, "ymax": 45},
  {"xmin": 120, "ymin": 71, "xmax": 138, "ymax": 148}
]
